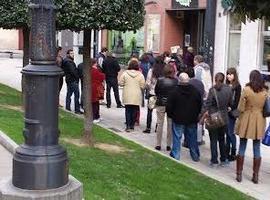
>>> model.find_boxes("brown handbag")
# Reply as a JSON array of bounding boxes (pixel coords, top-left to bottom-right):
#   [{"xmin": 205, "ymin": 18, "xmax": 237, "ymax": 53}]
[
  {"xmin": 205, "ymin": 89, "xmax": 226, "ymax": 130},
  {"xmin": 97, "ymin": 83, "xmax": 105, "ymax": 100}
]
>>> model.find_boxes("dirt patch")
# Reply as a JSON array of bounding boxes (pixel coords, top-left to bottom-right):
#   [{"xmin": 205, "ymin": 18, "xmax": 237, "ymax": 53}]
[
  {"xmin": 62, "ymin": 138, "xmax": 130, "ymax": 154},
  {"xmin": 0, "ymin": 104, "xmax": 23, "ymax": 112}
]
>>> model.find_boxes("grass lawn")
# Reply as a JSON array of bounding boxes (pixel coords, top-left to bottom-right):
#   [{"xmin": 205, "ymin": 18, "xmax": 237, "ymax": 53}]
[{"xmin": 0, "ymin": 83, "xmax": 252, "ymax": 200}]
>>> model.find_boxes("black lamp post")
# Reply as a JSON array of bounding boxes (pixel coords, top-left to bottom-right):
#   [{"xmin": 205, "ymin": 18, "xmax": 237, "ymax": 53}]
[{"xmin": 12, "ymin": 0, "xmax": 68, "ymax": 190}]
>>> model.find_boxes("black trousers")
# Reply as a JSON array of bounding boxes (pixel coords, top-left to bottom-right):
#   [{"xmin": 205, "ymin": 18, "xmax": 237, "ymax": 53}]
[{"xmin": 106, "ymin": 77, "xmax": 121, "ymax": 106}]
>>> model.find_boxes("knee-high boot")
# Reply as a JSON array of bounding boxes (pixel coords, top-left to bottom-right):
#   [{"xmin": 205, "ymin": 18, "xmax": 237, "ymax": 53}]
[
  {"xmin": 252, "ymin": 157, "xmax": 261, "ymax": 184},
  {"xmin": 236, "ymin": 155, "xmax": 244, "ymax": 182}
]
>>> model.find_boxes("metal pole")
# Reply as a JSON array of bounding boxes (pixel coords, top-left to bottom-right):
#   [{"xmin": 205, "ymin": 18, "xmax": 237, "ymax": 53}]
[
  {"xmin": 203, "ymin": 0, "xmax": 217, "ymax": 74},
  {"xmin": 12, "ymin": 0, "xmax": 68, "ymax": 190}
]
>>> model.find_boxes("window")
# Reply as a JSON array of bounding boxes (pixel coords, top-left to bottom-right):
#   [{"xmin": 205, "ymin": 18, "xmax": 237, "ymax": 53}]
[
  {"xmin": 227, "ymin": 13, "xmax": 242, "ymax": 68},
  {"xmin": 262, "ymin": 19, "xmax": 270, "ymax": 69},
  {"xmin": 146, "ymin": 14, "xmax": 161, "ymax": 53}
]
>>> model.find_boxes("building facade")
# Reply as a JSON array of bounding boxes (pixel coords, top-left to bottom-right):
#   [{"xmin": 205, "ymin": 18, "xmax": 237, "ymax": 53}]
[{"xmin": 214, "ymin": 0, "xmax": 270, "ymax": 85}]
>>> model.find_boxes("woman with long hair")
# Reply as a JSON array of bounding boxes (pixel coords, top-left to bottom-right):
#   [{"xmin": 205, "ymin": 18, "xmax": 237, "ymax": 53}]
[
  {"xmin": 143, "ymin": 56, "xmax": 165, "ymax": 133},
  {"xmin": 205, "ymin": 72, "xmax": 232, "ymax": 166},
  {"xmin": 235, "ymin": 70, "xmax": 268, "ymax": 184},
  {"xmin": 225, "ymin": 68, "xmax": 241, "ymax": 161}
]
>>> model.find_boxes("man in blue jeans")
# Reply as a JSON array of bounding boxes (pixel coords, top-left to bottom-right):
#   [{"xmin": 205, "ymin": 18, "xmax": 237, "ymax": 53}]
[
  {"xmin": 62, "ymin": 49, "xmax": 82, "ymax": 114},
  {"xmin": 166, "ymin": 73, "xmax": 202, "ymax": 161}
]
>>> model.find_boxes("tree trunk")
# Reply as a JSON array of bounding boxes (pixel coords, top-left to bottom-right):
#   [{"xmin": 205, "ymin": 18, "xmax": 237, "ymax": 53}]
[
  {"xmin": 22, "ymin": 27, "xmax": 30, "ymax": 67},
  {"xmin": 81, "ymin": 29, "xmax": 94, "ymax": 145}
]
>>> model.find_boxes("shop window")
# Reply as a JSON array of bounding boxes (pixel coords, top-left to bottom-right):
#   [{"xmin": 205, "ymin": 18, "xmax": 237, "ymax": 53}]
[
  {"xmin": 262, "ymin": 19, "xmax": 270, "ymax": 70},
  {"xmin": 227, "ymin": 13, "xmax": 241, "ymax": 68},
  {"xmin": 146, "ymin": 14, "xmax": 161, "ymax": 53}
]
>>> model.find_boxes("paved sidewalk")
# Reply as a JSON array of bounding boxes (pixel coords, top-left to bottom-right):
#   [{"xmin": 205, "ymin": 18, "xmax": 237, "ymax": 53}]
[
  {"xmin": 0, "ymin": 57, "xmax": 270, "ymax": 199},
  {"xmin": 0, "ymin": 145, "xmax": 12, "ymax": 181}
]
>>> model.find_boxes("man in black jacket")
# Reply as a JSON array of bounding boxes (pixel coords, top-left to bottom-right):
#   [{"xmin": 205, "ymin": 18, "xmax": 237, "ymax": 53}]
[
  {"xmin": 167, "ymin": 73, "xmax": 202, "ymax": 161},
  {"xmin": 102, "ymin": 52, "xmax": 123, "ymax": 108},
  {"xmin": 62, "ymin": 49, "xmax": 82, "ymax": 114}
]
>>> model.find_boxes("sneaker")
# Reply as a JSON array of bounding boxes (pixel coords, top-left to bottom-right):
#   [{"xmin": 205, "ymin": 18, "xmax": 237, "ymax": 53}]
[
  {"xmin": 106, "ymin": 105, "xmax": 111, "ymax": 108},
  {"xmin": 155, "ymin": 146, "xmax": 161, "ymax": 151},
  {"xmin": 143, "ymin": 129, "xmax": 151, "ymax": 134},
  {"xmin": 198, "ymin": 140, "xmax": 206, "ymax": 146},
  {"xmin": 209, "ymin": 161, "xmax": 218, "ymax": 168},
  {"xmin": 75, "ymin": 111, "xmax": 84, "ymax": 114},
  {"xmin": 125, "ymin": 128, "xmax": 131, "ymax": 132},
  {"xmin": 117, "ymin": 104, "xmax": 125, "ymax": 108},
  {"xmin": 93, "ymin": 119, "xmax": 100, "ymax": 123}
]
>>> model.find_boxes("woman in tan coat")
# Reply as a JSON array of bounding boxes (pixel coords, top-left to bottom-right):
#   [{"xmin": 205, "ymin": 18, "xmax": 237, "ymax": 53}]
[
  {"xmin": 235, "ymin": 70, "xmax": 268, "ymax": 184},
  {"xmin": 119, "ymin": 60, "xmax": 145, "ymax": 132}
]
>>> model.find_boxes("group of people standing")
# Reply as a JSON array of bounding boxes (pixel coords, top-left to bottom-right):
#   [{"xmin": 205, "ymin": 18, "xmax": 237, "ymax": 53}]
[
  {"xmin": 123, "ymin": 48, "xmax": 268, "ymax": 185},
  {"xmin": 57, "ymin": 46, "xmax": 268, "ymax": 184}
]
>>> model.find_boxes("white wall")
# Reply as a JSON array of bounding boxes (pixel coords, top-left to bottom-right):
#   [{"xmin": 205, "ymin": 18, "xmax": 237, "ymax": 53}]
[
  {"xmin": 238, "ymin": 20, "xmax": 261, "ymax": 86},
  {"xmin": 0, "ymin": 29, "xmax": 18, "ymax": 50},
  {"xmin": 214, "ymin": 0, "xmax": 262, "ymax": 86},
  {"xmin": 214, "ymin": 1, "xmax": 228, "ymax": 75}
]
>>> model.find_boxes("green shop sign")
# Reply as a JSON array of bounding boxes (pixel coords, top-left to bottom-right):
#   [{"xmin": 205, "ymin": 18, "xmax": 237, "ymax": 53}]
[{"xmin": 172, "ymin": 0, "xmax": 198, "ymax": 9}]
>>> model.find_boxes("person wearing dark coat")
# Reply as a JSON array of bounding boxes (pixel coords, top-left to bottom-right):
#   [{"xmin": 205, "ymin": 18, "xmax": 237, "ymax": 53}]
[
  {"xmin": 154, "ymin": 64, "xmax": 178, "ymax": 151},
  {"xmin": 62, "ymin": 49, "xmax": 82, "ymax": 114},
  {"xmin": 204, "ymin": 72, "xmax": 233, "ymax": 166},
  {"xmin": 102, "ymin": 52, "xmax": 123, "ymax": 108},
  {"xmin": 167, "ymin": 73, "xmax": 202, "ymax": 161}
]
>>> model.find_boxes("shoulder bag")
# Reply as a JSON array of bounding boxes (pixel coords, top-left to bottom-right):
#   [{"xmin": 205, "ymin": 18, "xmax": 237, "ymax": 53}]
[{"xmin": 205, "ymin": 89, "xmax": 226, "ymax": 130}]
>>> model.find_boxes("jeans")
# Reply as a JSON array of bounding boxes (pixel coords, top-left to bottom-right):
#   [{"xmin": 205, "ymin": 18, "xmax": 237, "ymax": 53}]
[
  {"xmin": 170, "ymin": 122, "xmax": 200, "ymax": 161},
  {"xmin": 106, "ymin": 77, "xmax": 121, "ymax": 107},
  {"xmin": 208, "ymin": 126, "xmax": 227, "ymax": 163},
  {"xmin": 125, "ymin": 105, "xmax": 139, "ymax": 129},
  {"xmin": 185, "ymin": 124, "xmax": 200, "ymax": 161},
  {"xmin": 66, "ymin": 82, "xmax": 80, "ymax": 112},
  {"xmin": 226, "ymin": 116, "xmax": 236, "ymax": 156},
  {"xmin": 238, "ymin": 138, "xmax": 261, "ymax": 158}
]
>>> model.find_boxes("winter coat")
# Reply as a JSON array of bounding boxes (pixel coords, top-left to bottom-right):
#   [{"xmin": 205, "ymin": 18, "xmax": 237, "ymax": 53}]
[
  {"xmin": 155, "ymin": 77, "xmax": 178, "ymax": 106},
  {"xmin": 140, "ymin": 61, "xmax": 150, "ymax": 80},
  {"xmin": 235, "ymin": 86, "xmax": 267, "ymax": 140},
  {"xmin": 102, "ymin": 56, "xmax": 121, "ymax": 79},
  {"xmin": 62, "ymin": 57, "xmax": 79, "ymax": 84},
  {"xmin": 228, "ymin": 83, "xmax": 241, "ymax": 119},
  {"xmin": 119, "ymin": 70, "xmax": 145, "ymax": 106},
  {"xmin": 189, "ymin": 78, "xmax": 205, "ymax": 100},
  {"xmin": 194, "ymin": 62, "xmax": 212, "ymax": 98},
  {"xmin": 204, "ymin": 84, "xmax": 233, "ymax": 125},
  {"xmin": 91, "ymin": 67, "xmax": 105, "ymax": 102},
  {"xmin": 167, "ymin": 83, "xmax": 202, "ymax": 125}
]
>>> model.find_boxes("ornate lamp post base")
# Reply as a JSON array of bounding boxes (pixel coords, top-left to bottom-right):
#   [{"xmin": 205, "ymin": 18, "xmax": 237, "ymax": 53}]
[{"xmin": 0, "ymin": 176, "xmax": 82, "ymax": 200}]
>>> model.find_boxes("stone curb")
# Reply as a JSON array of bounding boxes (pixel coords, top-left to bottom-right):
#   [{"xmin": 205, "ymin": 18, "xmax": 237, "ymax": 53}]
[{"xmin": 0, "ymin": 131, "xmax": 18, "ymax": 155}]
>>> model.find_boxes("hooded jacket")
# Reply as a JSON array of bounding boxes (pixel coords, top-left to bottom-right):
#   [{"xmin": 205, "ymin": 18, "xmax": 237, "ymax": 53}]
[
  {"xmin": 166, "ymin": 84, "xmax": 202, "ymax": 125},
  {"xmin": 119, "ymin": 70, "xmax": 145, "ymax": 106},
  {"xmin": 194, "ymin": 62, "xmax": 212, "ymax": 98}
]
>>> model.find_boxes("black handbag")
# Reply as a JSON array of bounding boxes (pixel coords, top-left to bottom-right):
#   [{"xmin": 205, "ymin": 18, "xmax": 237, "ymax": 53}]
[
  {"xmin": 205, "ymin": 89, "xmax": 226, "ymax": 130},
  {"xmin": 263, "ymin": 96, "xmax": 270, "ymax": 117},
  {"xmin": 229, "ymin": 90, "xmax": 240, "ymax": 118}
]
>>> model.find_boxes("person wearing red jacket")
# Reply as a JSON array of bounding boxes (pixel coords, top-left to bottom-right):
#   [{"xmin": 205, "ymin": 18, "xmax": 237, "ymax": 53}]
[{"xmin": 91, "ymin": 59, "xmax": 105, "ymax": 123}]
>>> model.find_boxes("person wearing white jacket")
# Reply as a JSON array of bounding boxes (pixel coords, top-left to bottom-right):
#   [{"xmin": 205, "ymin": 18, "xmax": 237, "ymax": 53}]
[{"xmin": 119, "ymin": 60, "xmax": 145, "ymax": 132}]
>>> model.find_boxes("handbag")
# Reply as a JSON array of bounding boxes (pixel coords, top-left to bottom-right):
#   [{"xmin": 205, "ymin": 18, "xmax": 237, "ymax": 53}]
[
  {"xmin": 205, "ymin": 89, "xmax": 226, "ymax": 130},
  {"xmin": 148, "ymin": 96, "xmax": 157, "ymax": 110},
  {"xmin": 262, "ymin": 123, "xmax": 270, "ymax": 146},
  {"xmin": 97, "ymin": 83, "xmax": 105, "ymax": 100},
  {"xmin": 263, "ymin": 96, "xmax": 270, "ymax": 117}
]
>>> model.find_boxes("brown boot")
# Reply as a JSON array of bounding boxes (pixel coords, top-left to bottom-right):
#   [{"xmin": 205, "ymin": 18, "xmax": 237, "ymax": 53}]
[
  {"xmin": 252, "ymin": 157, "xmax": 261, "ymax": 184},
  {"xmin": 236, "ymin": 155, "xmax": 244, "ymax": 182}
]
